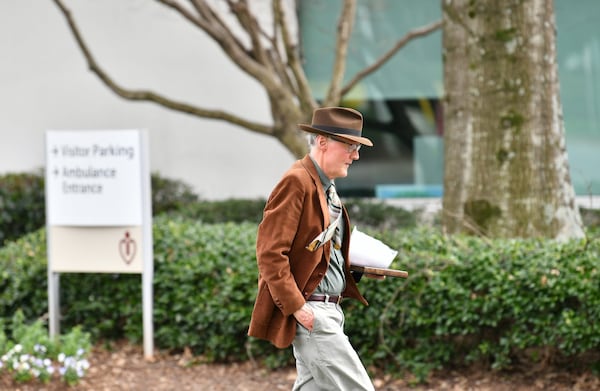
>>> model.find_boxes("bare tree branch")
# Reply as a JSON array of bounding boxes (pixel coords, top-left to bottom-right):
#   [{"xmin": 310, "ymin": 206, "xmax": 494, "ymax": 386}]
[
  {"xmin": 324, "ymin": 0, "xmax": 356, "ymax": 107},
  {"xmin": 160, "ymin": 1, "xmax": 251, "ymax": 65},
  {"xmin": 189, "ymin": 0, "xmax": 241, "ymax": 44},
  {"xmin": 158, "ymin": 0, "xmax": 296, "ymax": 108},
  {"xmin": 273, "ymin": 0, "xmax": 316, "ymax": 113},
  {"xmin": 51, "ymin": 0, "xmax": 272, "ymax": 135},
  {"xmin": 341, "ymin": 19, "xmax": 443, "ymax": 97},
  {"xmin": 227, "ymin": 0, "xmax": 269, "ymax": 66},
  {"xmin": 264, "ymin": 2, "xmax": 295, "ymax": 92},
  {"xmin": 268, "ymin": 48, "xmax": 297, "ymax": 95}
]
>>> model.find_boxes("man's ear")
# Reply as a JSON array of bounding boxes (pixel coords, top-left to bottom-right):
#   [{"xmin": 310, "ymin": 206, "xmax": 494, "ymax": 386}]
[{"xmin": 317, "ymin": 135, "xmax": 328, "ymax": 149}]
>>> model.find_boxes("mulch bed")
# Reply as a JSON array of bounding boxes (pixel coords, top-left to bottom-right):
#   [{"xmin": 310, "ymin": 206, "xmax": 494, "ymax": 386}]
[{"xmin": 2, "ymin": 342, "xmax": 599, "ymax": 390}]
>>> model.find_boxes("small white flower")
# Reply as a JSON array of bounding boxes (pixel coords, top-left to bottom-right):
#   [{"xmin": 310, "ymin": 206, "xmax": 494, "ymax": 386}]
[
  {"xmin": 82, "ymin": 359, "xmax": 90, "ymax": 369},
  {"xmin": 65, "ymin": 356, "xmax": 76, "ymax": 367},
  {"xmin": 58, "ymin": 353, "xmax": 66, "ymax": 363},
  {"xmin": 77, "ymin": 348, "xmax": 85, "ymax": 356},
  {"xmin": 43, "ymin": 358, "xmax": 52, "ymax": 367},
  {"xmin": 14, "ymin": 344, "xmax": 22, "ymax": 353},
  {"xmin": 47, "ymin": 366, "xmax": 55, "ymax": 374}
]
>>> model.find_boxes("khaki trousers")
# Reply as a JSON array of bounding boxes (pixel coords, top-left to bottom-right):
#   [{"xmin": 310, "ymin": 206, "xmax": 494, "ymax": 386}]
[{"xmin": 292, "ymin": 301, "xmax": 374, "ymax": 391}]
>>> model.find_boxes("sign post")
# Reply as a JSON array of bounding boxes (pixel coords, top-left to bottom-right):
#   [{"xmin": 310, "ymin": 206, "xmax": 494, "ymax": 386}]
[{"xmin": 45, "ymin": 129, "xmax": 154, "ymax": 359}]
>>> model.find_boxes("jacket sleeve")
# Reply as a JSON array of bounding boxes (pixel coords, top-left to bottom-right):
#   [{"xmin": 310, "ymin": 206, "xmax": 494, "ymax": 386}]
[{"xmin": 256, "ymin": 174, "xmax": 307, "ymax": 316}]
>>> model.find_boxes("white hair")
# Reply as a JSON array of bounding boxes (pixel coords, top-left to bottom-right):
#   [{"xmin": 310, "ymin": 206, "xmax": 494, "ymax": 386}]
[{"xmin": 306, "ymin": 133, "xmax": 318, "ymax": 148}]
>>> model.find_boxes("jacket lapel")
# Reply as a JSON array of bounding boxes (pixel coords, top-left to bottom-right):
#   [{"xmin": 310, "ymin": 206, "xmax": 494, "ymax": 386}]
[{"xmin": 300, "ymin": 155, "xmax": 330, "ymax": 229}]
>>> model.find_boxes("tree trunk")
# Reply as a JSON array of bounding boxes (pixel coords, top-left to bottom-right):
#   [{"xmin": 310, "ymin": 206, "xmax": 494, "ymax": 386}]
[{"xmin": 442, "ymin": 0, "xmax": 584, "ymax": 239}]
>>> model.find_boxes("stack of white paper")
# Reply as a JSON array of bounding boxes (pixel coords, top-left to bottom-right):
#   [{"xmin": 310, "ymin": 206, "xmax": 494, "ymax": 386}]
[{"xmin": 349, "ymin": 227, "xmax": 398, "ymax": 268}]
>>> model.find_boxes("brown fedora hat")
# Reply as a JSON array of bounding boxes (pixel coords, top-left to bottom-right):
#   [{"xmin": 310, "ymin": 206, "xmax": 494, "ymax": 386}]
[{"xmin": 298, "ymin": 107, "xmax": 373, "ymax": 147}]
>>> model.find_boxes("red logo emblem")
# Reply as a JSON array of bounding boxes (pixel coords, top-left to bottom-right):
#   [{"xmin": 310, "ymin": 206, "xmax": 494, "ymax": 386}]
[{"xmin": 119, "ymin": 231, "xmax": 137, "ymax": 265}]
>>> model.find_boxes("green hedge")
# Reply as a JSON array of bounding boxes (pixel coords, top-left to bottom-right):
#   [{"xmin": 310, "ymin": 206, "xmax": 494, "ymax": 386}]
[
  {"xmin": 169, "ymin": 199, "xmax": 267, "ymax": 224},
  {"xmin": 1, "ymin": 217, "xmax": 599, "ymax": 379},
  {"xmin": 0, "ymin": 217, "xmax": 262, "ymax": 360},
  {"xmin": 168, "ymin": 197, "xmax": 417, "ymax": 230},
  {"xmin": 342, "ymin": 228, "xmax": 600, "ymax": 379},
  {"xmin": 0, "ymin": 172, "xmax": 45, "ymax": 245}
]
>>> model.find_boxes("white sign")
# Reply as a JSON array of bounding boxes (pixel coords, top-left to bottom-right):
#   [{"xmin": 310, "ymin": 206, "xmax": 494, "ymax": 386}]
[
  {"xmin": 46, "ymin": 130, "xmax": 143, "ymax": 226},
  {"xmin": 45, "ymin": 129, "xmax": 154, "ymax": 359}
]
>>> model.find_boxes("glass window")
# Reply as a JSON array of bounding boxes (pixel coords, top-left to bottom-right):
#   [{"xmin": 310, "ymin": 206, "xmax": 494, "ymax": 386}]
[
  {"xmin": 299, "ymin": 0, "xmax": 600, "ymax": 197},
  {"xmin": 555, "ymin": 0, "xmax": 600, "ymax": 195}
]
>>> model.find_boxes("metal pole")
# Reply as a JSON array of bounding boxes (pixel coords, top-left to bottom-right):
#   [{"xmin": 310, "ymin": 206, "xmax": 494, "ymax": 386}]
[
  {"xmin": 47, "ymin": 271, "xmax": 61, "ymax": 338},
  {"xmin": 46, "ymin": 218, "xmax": 60, "ymax": 338},
  {"xmin": 45, "ymin": 131, "xmax": 61, "ymax": 339},
  {"xmin": 140, "ymin": 130, "xmax": 154, "ymax": 360},
  {"xmin": 142, "ymin": 264, "xmax": 153, "ymax": 359}
]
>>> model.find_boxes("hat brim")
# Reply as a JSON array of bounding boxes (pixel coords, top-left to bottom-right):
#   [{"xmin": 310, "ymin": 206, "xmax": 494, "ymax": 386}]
[{"xmin": 298, "ymin": 124, "xmax": 374, "ymax": 147}]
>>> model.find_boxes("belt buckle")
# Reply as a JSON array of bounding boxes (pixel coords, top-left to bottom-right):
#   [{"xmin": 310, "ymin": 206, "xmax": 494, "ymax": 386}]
[{"xmin": 324, "ymin": 293, "xmax": 341, "ymax": 305}]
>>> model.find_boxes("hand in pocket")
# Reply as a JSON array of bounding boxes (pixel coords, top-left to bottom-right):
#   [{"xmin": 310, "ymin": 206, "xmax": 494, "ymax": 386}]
[{"xmin": 293, "ymin": 303, "xmax": 315, "ymax": 331}]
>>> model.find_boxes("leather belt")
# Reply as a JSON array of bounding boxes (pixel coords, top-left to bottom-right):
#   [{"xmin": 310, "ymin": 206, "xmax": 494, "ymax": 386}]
[{"xmin": 307, "ymin": 294, "xmax": 342, "ymax": 305}]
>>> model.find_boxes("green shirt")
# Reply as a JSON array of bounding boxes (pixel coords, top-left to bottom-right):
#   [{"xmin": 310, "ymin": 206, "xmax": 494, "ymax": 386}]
[{"xmin": 310, "ymin": 156, "xmax": 346, "ymax": 295}]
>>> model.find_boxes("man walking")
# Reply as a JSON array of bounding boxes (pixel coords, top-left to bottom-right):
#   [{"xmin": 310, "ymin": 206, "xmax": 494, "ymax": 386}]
[{"xmin": 249, "ymin": 107, "xmax": 377, "ymax": 390}]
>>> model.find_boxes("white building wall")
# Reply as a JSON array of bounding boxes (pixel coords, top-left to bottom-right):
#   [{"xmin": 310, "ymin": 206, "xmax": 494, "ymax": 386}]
[{"xmin": 0, "ymin": 0, "xmax": 294, "ymax": 200}]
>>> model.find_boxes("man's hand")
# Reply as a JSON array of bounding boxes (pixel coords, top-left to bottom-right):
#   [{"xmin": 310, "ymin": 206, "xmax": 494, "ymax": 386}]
[{"xmin": 293, "ymin": 303, "xmax": 314, "ymax": 331}]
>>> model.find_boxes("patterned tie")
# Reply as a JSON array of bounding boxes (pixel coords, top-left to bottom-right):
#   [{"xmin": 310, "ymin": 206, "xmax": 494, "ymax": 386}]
[
  {"xmin": 305, "ymin": 183, "xmax": 342, "ymax": 251},
  {"xmin": 327, "ymin": 184, "xmax": 342, "ymax": 250}
]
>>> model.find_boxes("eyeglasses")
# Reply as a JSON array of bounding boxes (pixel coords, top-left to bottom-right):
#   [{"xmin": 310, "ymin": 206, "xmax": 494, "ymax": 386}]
[{"xmin": 330, "ymin": 137, "xmax": 361, "ymax": 153}]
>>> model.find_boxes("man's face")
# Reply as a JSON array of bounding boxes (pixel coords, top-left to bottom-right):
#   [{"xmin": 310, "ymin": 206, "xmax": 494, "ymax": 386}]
[{"xmin": 321, "ymin": 137, "xmax": 361, "ymax": 179}]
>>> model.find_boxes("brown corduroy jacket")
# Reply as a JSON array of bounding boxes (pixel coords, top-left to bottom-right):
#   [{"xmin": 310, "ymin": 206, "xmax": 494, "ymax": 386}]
[{"xmin": 247, "ymin": 155, "xmax": 368, "ymax": 349}]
